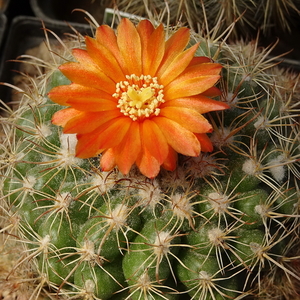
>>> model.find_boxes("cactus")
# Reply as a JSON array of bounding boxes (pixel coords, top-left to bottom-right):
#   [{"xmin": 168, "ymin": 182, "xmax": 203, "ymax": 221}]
[
  {"xmin": 1, "ymin": 10, "xmax": 300, "ymax": 300},
  {"xmin": 112, "ymin": 0, "xmax": 300, "ymax": 39},
  {"xmin": 189, "ymin": 0, "xmax": 300, "ymax": 37}
]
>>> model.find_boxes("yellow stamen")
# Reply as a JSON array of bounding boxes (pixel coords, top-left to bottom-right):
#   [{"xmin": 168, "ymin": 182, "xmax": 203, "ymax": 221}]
[
  {"xmin": 127, "ymin": 86, "xmax": 154, "ymax": 109},
  {"xmin": 113, "ymin": 74, "xmax": 165, "ymax": 121}
]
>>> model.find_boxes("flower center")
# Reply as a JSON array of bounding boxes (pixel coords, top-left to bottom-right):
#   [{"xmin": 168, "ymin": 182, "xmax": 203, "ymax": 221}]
[{"xmin": 113, "ymin": 74, "xmax": 165, "ymax": 121}]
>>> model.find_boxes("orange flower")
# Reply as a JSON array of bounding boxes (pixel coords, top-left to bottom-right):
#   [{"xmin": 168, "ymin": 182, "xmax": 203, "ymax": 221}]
[{"xmin": 48, "ymin": 18, "xmax": 229, "ymax": 178}]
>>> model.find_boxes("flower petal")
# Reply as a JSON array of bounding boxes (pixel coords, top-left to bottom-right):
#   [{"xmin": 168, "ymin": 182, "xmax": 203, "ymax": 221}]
[
  {"xmin": 100, "ymin": 148, "xmax": 116, "ymax": 172},
  {"xmin": 75, "ymin": 117, "xmax": 131, "ymax": 158},
  {"xmin": 95, "ymin": 25, "xmax": 127, "ymax": 72},
  {"xmin": 67, "ymin": 98, "xmax": 117, "ymax": 112},
  {"xmin": 142, "ymin": 119, "xmax": 169, "ymax": 164},
  {"xmin": 117, "ymin": 18, "xmax": 142, "ymax": 75},
  {"xmin": 85, "ymin": 36, "xmax": 125, "ymax": 82},
  {"xmin": 63, "ymin": 109, "xmax": 122, "ymax": 134},
  {"xmin": 136, "ymin": 146, "xmax": 161, "ymax": 178},
  {"xmin": 137, "ymin": 19, "xmax": 155, "ymax": 46},
  {"xmin": 153, "ymin": 117, "xmax": 200, "ymax": 157},
  {"xmin": 60, "ymin": 49, "xmax": 115, "ymax": 93},
  {"xmin": 163, "ymin": 62, "xmax": 222, "ymax": 99},
  {"xmin": 113, "ymin": 122, "xmax": 141, "ymax": 174},
  {"xmin": 156, "ymin": 27, "xmax": 190, "ymax": 77},
  {"xmin": 173, "ymin": 62, "xmax": 223, "ymax": 80},
  {"xmin": 158, "ymin": 43, "xmax": 199, "ymax": 86},
  {"xmin": 188, "ymin": 56, "xmax": 211, "ymax": 66},
  {"xmin": 137, "ymin": 19, "xmax": 155, "ymax": 66},
  {"xmin": 194, "ymin": 133, "xmax": 214, "ymax": 152},
  {"xmin": 161, "ymin": 146, "xmax": 177, "ymax": 171},
  {"xmin": 164, "ymin": 74, "xmax": 221, "ymax": 100},
  {"xmin": 202, "ymin": 86, "xmax": 222, "ymax": 97},
  {"xmin": 162, "ymin": 96, "xmax": 229, "ymax": 114},
  {"xmin": 159, "ymin": 107, "xmax": 213, "ymax": 133},
  {"xmin": 48, "ymin": 83, "xmax": 117, "ymax": 111},
  {"xmin": 52, "ymin": 108, "xmax": 82, "ymax": 127},
  {"xmin": 137, "ymin": 21, "xmax": 165, "ymax": 76}
]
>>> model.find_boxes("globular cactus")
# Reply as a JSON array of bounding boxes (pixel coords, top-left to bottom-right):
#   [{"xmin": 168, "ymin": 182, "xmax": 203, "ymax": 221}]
[
  {"xmin": 110, "ymin": 0, "xmax": 300, "ymax": 39},
  {"xmin": 0, "ymin": 12, "xmax": 300, "ymax": 300}
]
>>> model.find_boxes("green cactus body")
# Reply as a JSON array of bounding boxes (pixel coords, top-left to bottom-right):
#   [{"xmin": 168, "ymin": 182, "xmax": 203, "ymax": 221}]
[{"xmin": 1, "ymin": 17, "xmax": 300, "ymax": 300}]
